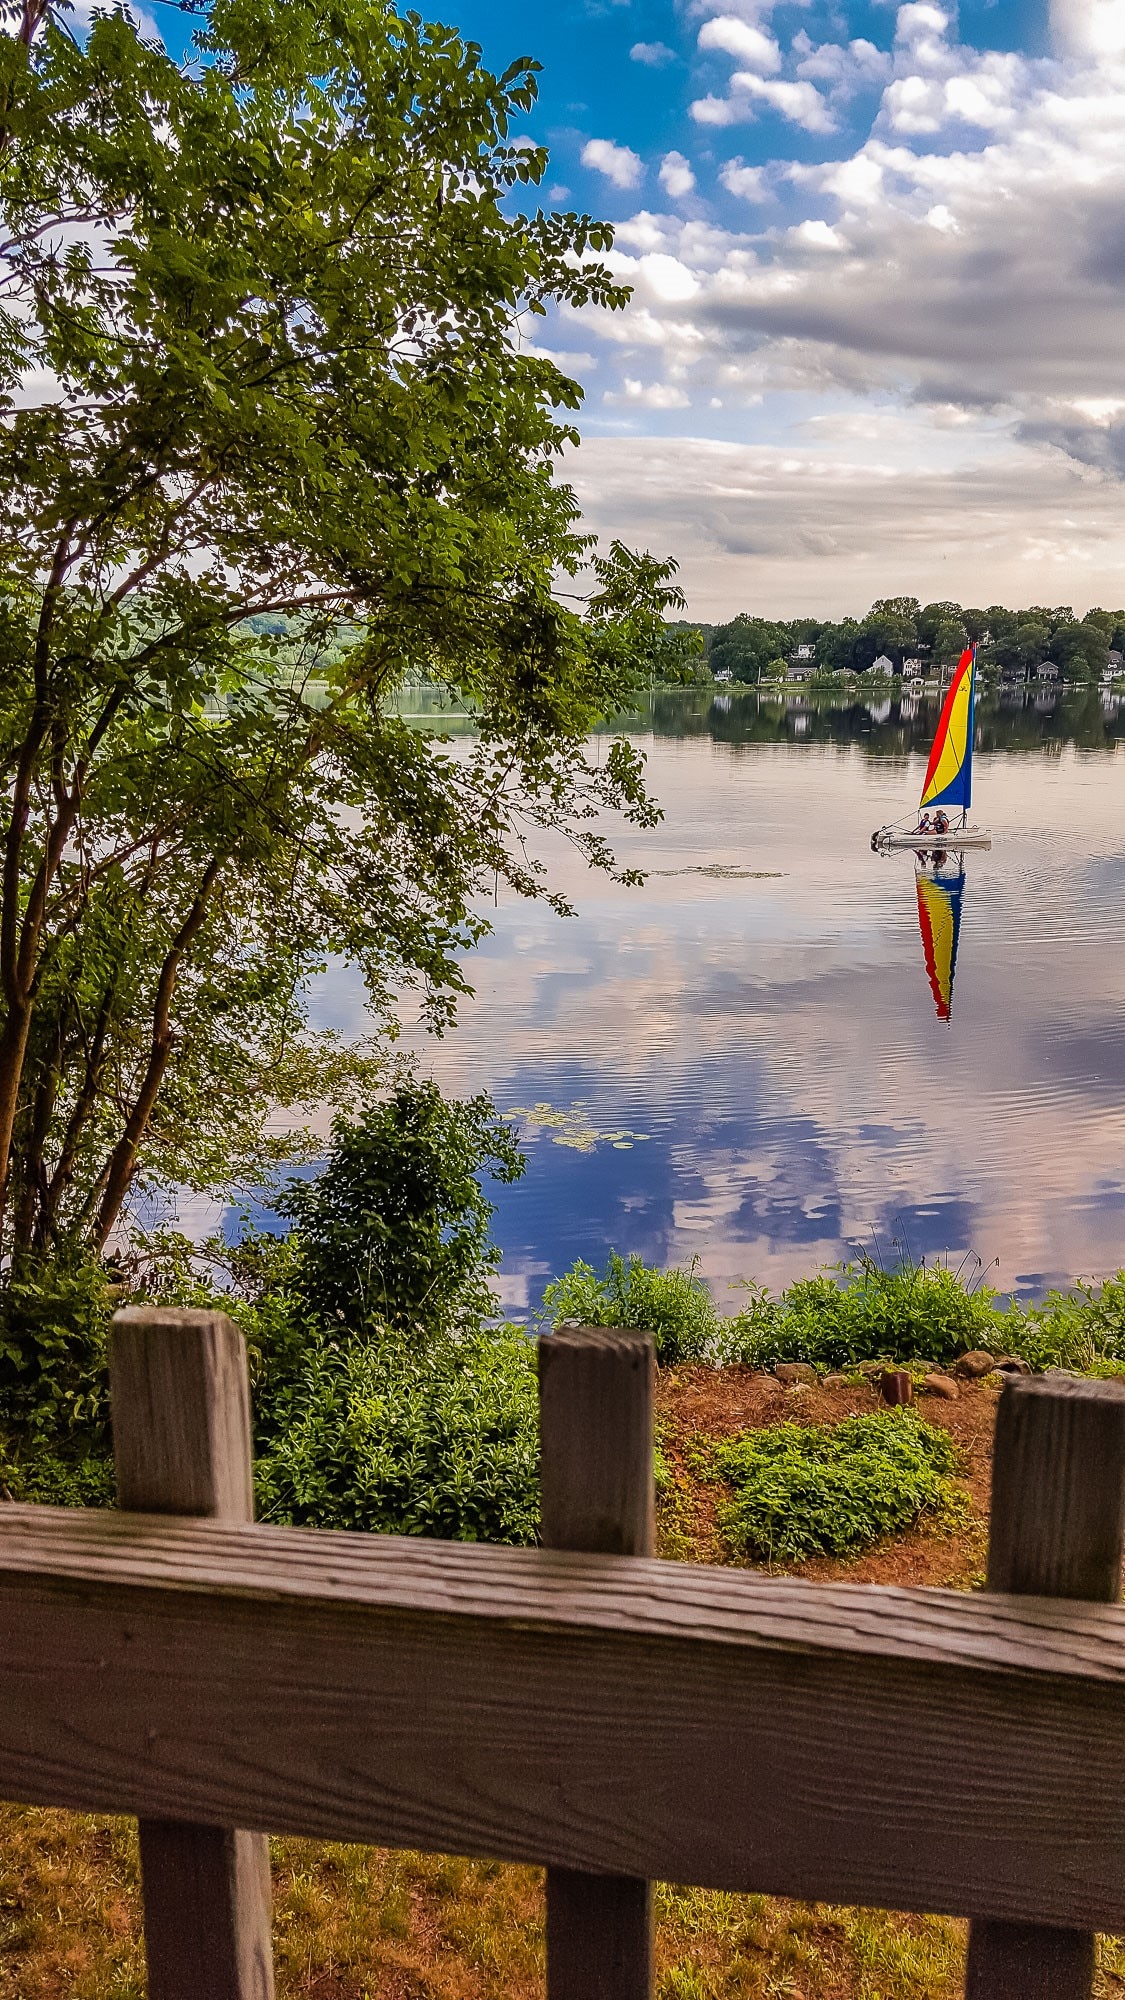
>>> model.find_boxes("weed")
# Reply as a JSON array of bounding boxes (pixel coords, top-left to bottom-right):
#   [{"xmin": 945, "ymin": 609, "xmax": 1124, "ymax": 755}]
[{"xmin": 705, "ymin": 1411, "xmax": 967, "ymax": 1563}]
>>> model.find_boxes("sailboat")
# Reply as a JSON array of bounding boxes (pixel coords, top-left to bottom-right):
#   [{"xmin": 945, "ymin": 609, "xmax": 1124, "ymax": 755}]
[
  {"xmin": 872, "ymin": 646, "xmax": 992, "ymax": 849},
  {"xmin": 915, "ymin": 857, "xmax": 964, "ymax": 1022}
]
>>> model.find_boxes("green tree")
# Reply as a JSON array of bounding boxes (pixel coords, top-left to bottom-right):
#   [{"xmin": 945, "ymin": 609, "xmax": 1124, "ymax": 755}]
[
  {"xmin": 0, "ymin": 1, "xmax": 674, "ymax": 1259},
  {"xmin": 279, "ymin": 1081, "xmax": 524, "ymax": 1343},
  {"xmin": 709, "ymin": 615, "xmax": 794, "ymax": 684}
]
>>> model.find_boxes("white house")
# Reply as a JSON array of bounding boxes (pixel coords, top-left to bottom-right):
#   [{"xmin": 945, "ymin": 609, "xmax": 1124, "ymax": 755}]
[
  {"xmin": 871, "ymin": 654, "xmax": 894, "ymax": 675},
  {"xmin": 793, "ymin": 643, "xmax": 816, "ymax": 661}
]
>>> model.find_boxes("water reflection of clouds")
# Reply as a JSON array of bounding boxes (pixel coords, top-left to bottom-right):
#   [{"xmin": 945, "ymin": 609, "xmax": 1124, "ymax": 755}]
[{"xmin": 299, "ymin": 699, "xmax": 1125, "ymax": 1309}]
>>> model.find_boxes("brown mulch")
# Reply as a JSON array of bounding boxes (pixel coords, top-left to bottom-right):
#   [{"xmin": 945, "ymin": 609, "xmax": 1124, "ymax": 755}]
[{"xmin": 655, "ymin": 1365, "xmax": 997, "ymax": 1587}]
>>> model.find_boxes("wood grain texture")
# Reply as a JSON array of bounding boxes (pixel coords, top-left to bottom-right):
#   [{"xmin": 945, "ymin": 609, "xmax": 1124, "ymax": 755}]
[
  {"xmin": 540, "ymin": 1329, "xmax": 655, "ymax": 2000},
  {"xmin": 1, "ymin": 1507, "xmax": 1125, "ymax": 1926},
  {"xmin": 111, "ymin": 1308, "xmax": 256, "ymax": 1521},
  {"xmin": 966, "ymin": 1375, "xmax": 1125, "ymax": 1999},
  {"xmin": 111, "ymin": 1308, "xmax": 274, "ymax": 2000},
  {"xmin": 539, "ymin": 1328, "xmax": 656, "ymax": 1558},
  {"xmin": 546, "ymin": 1870, "xmax": 653, "ymax": 2000}
]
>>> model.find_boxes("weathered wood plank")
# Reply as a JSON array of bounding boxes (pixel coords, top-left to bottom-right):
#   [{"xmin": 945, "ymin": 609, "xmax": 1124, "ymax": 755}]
[
  {"xmin": 965, "ymin": 1375, "xmax": 1125, "ymax": 1999},
  {"xmin": 111, "ymin": 1308, "xmax": 274, "ymax": 2000},
  {"xmin": 540, "ymin": 1329, "xmax": 655, "ymax": 2000},
  {"xmin": 0, "ymin": 1507, "xmax": 1124, "ymax": 1926}
]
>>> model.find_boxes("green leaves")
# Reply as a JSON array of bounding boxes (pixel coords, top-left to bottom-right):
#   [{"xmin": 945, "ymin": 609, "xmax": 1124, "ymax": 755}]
[
  {"xmin": 0, "ymin": 0, "xmax": 686, "ymax": 1250},
  {"xmin": 708, "ymin": 1412, "xmax": 967, "ymax": 1564}
]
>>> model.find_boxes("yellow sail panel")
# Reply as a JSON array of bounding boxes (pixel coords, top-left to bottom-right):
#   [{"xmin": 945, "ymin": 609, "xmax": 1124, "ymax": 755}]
[
  {"xmin": 916, "ymin": 868, "xmax": 964, "ymax": 1021},
  {"xmin": 920, "ymin": 648, "xmax": 975, "ymax": 811}
]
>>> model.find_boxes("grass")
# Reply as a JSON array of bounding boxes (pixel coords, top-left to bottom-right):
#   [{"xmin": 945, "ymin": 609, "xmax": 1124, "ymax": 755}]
[{"xmin": 0, "ymin": 1803, "xmax": 973, "ymax": 2000}]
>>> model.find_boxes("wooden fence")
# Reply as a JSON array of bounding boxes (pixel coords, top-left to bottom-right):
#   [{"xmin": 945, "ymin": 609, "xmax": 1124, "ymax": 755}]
[{"xmin": 2, "ymin": 1308, "xmax": 1125, "ymax": 2000}]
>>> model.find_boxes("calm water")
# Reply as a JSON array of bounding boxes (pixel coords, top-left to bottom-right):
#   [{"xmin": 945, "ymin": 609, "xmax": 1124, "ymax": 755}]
[{"xmin": 315, "ymin": 685, "xmax": 1125, "ymax": 1313}]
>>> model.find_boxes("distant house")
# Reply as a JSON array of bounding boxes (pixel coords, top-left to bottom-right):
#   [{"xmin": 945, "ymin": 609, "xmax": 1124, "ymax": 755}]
[
  {"xmin": 786, "ymin": 660, "xmax": 817, "ymax": 681},
  {"xmin": 1036, "ymin": 662, "xmax": 1059, "ymax": 682},
  {"xmin": 793, "ymin": 643, "xmax": 816, "ymax": 661},
  {"xmin": 902, "ymin": 657, "xmax": 923, "ymax": 674},
  {"xmin": 871, "ymin": 654, "xmax": 894, "ymax": 675},
  {"xmin": 713, "ymin": 668, "xmax": 733, "ymax": 684}
]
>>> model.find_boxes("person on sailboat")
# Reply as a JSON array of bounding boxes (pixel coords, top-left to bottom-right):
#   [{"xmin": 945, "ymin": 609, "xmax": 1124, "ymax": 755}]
[
  {"xmin": 916, "ymin": 812, "xmax": 934, "ymax": 834},
  {"xmin": 933, "ymin": 808, "xmax": 950, "ymax": 837}
]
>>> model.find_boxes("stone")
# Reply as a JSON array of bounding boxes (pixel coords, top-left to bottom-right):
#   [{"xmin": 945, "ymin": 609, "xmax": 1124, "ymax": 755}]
[
  {"xmin": 856, "ymin": 1360, "xmax": 888, "ymax": 1379},
  {"xmin": 822, "ymin": 1373, "xmax": 847, "ymax": 1388},
  {"xmin": 994, "ymin": 1355, "xmax": 1031, "ymax": 1375},
  {"xmin": 955, "ymin": 1350, "xmax": 997, "ymax": 1379},
  {"xmin": 774, "ymin": 1361, "xmax": 817, "ymax": 1387},
  {"xmin": 922, "ymin": 1372, "xmax": 960, "ymax": 1399}
]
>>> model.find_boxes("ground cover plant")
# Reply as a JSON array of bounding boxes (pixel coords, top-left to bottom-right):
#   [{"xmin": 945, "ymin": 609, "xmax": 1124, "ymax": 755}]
[
  {"xmin": 700, "ymin": 1410, "xmax": 967, "ymax": 1564},
  {"xmin": 543, "ymin": 1250, "xmax": 1125, "ymax": 1375}
]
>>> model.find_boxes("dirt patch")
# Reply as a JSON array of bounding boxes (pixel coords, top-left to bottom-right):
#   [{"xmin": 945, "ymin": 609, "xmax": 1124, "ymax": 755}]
[{"xmin": 655, "ymin": 1365, "xmax": 996, "ymax": 1587}]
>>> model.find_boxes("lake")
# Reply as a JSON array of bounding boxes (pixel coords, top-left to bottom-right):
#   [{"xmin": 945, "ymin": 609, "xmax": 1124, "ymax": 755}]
[{"xmin": 318, "ymin": 683, "xmax": 1125, "ymax": 1315}]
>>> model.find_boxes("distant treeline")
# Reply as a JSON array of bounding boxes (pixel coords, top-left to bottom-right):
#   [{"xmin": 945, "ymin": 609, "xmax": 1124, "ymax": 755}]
[{"xmin": 671, "ymin": 599, "xmax": 1125, "ymax": 684}]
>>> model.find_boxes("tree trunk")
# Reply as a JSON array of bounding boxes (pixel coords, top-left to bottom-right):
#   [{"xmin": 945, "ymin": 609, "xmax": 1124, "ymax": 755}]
[{"xmin": 91, "ymin": 859, "xmax": 223, "ymax": 1252}]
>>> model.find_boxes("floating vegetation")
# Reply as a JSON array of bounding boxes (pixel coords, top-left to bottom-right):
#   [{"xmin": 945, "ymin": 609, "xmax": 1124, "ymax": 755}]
[
  {"xmin": 505, "ymin": 1103, "xmax": 651, "ymax": 1153},
  {"xmin": 648, "ymin": 864, "xmax": 785, "ymax": 879}
]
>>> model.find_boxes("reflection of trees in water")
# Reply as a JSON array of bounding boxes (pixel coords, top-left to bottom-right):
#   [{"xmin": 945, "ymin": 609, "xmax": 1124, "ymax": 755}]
[{"xmin": 596, "ymin": 685, "xmax": 1124, "ymax": 755}]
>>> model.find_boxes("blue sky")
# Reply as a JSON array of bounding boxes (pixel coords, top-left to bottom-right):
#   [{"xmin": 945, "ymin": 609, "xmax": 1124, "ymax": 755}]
[
  {"xmin": 141, "ymin": 0, "xmax": 1125, "ymax": 618},
  {"xmin": 438, "ymin": 0, "xmax": 1125, "ymax": 617}
]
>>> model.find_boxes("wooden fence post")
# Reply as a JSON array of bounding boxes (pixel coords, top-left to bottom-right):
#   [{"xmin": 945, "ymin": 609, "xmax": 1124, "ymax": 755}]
[
  {"xmin": 539, "ymin": 1327, "xmax": 656, "ymax": 2000},
  {"xmin": 965, "ymin": 1373, "xmax": 1125, "ymax": 2000},
  {"xmin": 110, "ymin": 1306, "xmax": 275, "ymax": 2000}
]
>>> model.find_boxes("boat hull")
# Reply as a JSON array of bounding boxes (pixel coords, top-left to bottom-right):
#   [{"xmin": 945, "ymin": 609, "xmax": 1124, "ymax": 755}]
[{"xmin": 875, "ymin": 827, "xmax": 992, "ymax": 850}]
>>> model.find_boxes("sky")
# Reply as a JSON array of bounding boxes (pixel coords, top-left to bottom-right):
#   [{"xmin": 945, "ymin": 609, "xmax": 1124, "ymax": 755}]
[{"xmin": 439, "ymin": 0, "xmax": 1125, "ymax": 618}]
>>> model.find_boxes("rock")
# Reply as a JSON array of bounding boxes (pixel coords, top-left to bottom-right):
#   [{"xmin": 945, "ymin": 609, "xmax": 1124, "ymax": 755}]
[
  {"xmin": 774, "ymin": 1361, "xmax": 817, "ymax": 1387},
  {"xmin": 994, "ymin": 1355, "xmax": 1031, "ymax": 1375},
  {"xmin": 856, "ymin": 1359, "xmax": 888, "ymax": 1379},
  {"xmin": 880, "ymin": 1369, "xmax": 914, "ymax": 1406},
  {"xmin": 922, "ymin": 1373, "xmax": 960, "ymax": 1400},
  {"xmin": 955, "ymin": 1350, "xmax": 997, "ymax": 1379},
  {"xmin": 822, "ymin": 1372, "xmax": 847, "ymax": 1388}
]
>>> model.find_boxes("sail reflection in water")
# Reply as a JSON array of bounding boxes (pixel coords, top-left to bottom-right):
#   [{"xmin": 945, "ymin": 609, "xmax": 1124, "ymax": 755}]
[{"xmin": 915, "ymin": 857, "xmax": 965, "ymax": 1022}]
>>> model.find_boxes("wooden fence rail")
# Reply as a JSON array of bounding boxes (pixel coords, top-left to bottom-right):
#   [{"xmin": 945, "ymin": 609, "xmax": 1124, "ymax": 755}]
[{"xmin": 0, "ymin": 1310, "xmax": 1124, "ymax": 2000}]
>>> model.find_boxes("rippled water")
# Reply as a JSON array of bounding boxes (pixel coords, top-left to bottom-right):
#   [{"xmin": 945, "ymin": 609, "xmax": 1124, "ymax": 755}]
[{"xmin": 323, "ymin": 685, "xmax": 1125, "ymax": 1310}]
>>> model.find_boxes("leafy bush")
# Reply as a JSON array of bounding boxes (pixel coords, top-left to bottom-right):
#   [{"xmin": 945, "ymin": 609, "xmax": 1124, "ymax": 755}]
[
  {"xmin": 724, "ymin": 1261, "xmax": 1010, "ymax": 1370},
  {"xmin": 541, "ymin": 1252, "xmax": 718, "ymax": 1363},
  {"xmin": 0, "ymin": 1257, "xmax": 115, "ymax": 1507},
  {"xmin": 706, "ymin": 1411, "xmax": 966, "ymax": 1563},
  {"xmin": 279, "ymin": 1083, "xmax": 524, "ymax": 1344},
  {"xmin": 254, "ymin": 1327, "xmax": 538, "ymax": 1543}
]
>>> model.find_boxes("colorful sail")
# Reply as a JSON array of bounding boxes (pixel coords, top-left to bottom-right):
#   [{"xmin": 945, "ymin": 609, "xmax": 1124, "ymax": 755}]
[
  {"xmin": 916, "ymin": 864, "xmax": 965, "ymax": 1021},
  {"xmin": 919, "ymin": 646, "xmax": 976, "ymax": 812}
]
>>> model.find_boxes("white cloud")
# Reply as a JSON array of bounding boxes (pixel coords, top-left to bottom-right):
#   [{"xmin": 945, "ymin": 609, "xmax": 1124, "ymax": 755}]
[
  {"xmin": 719, "ymin": 157, "xmax": 771, "ymax": 200},
  {"xmin": 698, "ymin": 14, "xmax": 782, "ymax": 72},
  {"xmin": 659, "ymin": 151, "xmax": 697, "ymax": 199},
  {"xmin": 558, "ymin": 3, "xmax": 1125, "ymax": 605},
  {"xmin": 605, "ymin": 379, "xmax": 693, "ymax": 408},
  {"xmin": 793, "ymin": 34, "xmax": 893, "ymax": 92},
  {"xmin": 790, "ymin": 217, "xmax": 848, "ymax": 249},
  {"xmin": 581, "ymin": 138, "xmax": 645, "ymax": 189},
  {"xmin": 730, "ymin": 72, "xmax": 837, "ymax": 130},
  {"xmin": 630, "ymin": 40, "xmax": 677, "ymax": 66},
  {"xmin": 569, "ymin": 432, "xmax": 1125, "ymax": 615},
  {"xmin": 1049, "ymin": 0, "xmax": 1125, "ymax": 56}
]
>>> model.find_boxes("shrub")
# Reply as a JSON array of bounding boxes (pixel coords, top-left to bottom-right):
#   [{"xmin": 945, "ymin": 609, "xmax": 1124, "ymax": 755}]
[
  {"xmin": 724, "ymin": 1261, "xmax": 1008, "ymax": 1370},
  {"xmin": 254, "ymin": 1326, "xmax": 538, "ymax": 1543},
  {"xmin": 541, "ymin": 1252, "xmax": 719, "ymax": 1364},
  {"xmin": 279, "ymin": 1082, "xmax": 524, "ymax": 1344},
  {"xmin": 706, "ymin": 1411, "xmax": 966, "ymax": 1563},
  {"xmin": 0, "ymin": 1257, "xmax": 114, "ymax": 1507}
]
